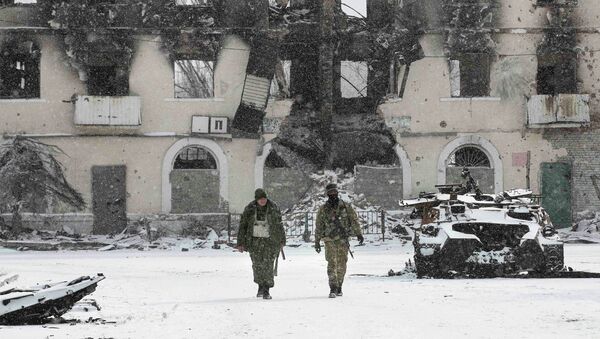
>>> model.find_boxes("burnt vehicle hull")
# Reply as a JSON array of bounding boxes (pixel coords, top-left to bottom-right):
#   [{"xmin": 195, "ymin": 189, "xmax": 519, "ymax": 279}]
[
  {"xmin": 411, "ymin": 206, "xmax": 564, "ymax": 278},
  {"xmin": 414, "ymin": 236, "xmax": 564, "ymax": 278}
]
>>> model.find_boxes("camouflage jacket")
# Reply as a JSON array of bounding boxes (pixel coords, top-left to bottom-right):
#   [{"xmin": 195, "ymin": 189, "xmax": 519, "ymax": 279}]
[
  {"xmin": 315, "ymin": 200, "xmax": 361, "ymax": 242},
  {"xmin": 237, "ymin": 200, "xmax": 285, "ymax": 251}
]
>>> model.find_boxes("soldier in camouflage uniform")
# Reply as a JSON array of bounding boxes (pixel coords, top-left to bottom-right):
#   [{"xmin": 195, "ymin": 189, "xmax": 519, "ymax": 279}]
[
  {"xmin": 314, "ymin": 183, "xmax": 364, "ymax": 298},
  {"xmin": 237, "ymin": 188, "xmax": 286, "ymax": 300}
]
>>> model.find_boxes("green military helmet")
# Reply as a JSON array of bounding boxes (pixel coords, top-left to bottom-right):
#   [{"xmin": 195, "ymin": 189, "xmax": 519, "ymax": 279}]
[{"xmin": 255, "ymin": 188, "xmax": 268, "ymax": 200}]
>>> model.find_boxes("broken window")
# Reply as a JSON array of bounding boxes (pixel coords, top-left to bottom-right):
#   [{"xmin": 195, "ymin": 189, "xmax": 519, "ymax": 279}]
[
  {"xmin": 87, "ymin": 66, "xmax": 129, "ymax": 96},
  {"xmin": 173, "ymin": 146, "xmax": 217, "ymax": 169},
  {"xmin": 391, "ymin": 61, "xmax": 410, "ymax": 98},
  {"xmin": 341, "ymin": 0, "xmax": 366, "ymax": 17},
  {"xmin": 88, "ymin": 0, "xmax": 116, "ymax": 4},
  {"xmin": 175, "ymin": 0, "xmax": 212, "ymax": 6},
  {"xmin": 0, "ymin": 39, "xmax": 40, "ymax": 99},
  {"xmin": 171, "ymin": 146, "xmax": 221, "ymax": 213},
  {"xmin": 448, "ymin": 147, "xmax": 491, "ymax": 168},
  {"xmin": 340, "ymin": 61, "xmax": 368, "ymax": 98},
  {"xmin": 269, "ymin": 0, "xmax": 292, "ymax": 7},
  {"xmin": 174, "ymin": 59, "xmax": 214, "ymax": 99},
  {"xmin": 536, "ymin": 0, "xmax": 576, "ymax": 5},
  {"xmin": 1, "ymin": 0, "xmax": 37, "ymax": 4},
  {"xmin": 449, "ymin": 54, "xmax": 491, "ymax": 97},
  {"xmin": 537, "ymin": 54, "xmax": 577, "ymax": 95},
  {"xmin": 270, "ymin": 59, "xmax": 291, "ymax": 99}
]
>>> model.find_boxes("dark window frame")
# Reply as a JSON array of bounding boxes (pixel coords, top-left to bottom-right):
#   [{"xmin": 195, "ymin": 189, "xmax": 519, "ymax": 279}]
[
  {"xmin": 174, "ymin": 0, "xmax": 213, "ymax": 7},
  {"xmin": 173, "ymin": 58, "xmax": 215, "ymax": 99},
  {"xmin": 87, "ymin": 65, "xmax": 129, "ymax": 97},
  {"xmin": 0, "ymin": 39, "xmax": 41, "ymax": 99},
  {"xmin": 536, "ymin": 53, "xmax": 577, "ymax": 95},
  {"xmin": 173, "ymin": 146, "xmax": 217, "ymax": 169},
  {"xmin": 0, "ymin": 0, "xmax": 38, "ymax": 6},
  {"xmin": 450, "ymin": 53, "xmax": 491, "ymax": 98}
]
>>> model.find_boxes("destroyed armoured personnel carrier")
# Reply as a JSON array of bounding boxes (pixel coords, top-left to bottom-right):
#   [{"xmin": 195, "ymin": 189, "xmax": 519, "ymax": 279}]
[
  {"xmin": 401, "ymin": 169, "xmax": 564, "ymax": 278},
  {"xmin": 0, "ymin": 274, "xmax": 105, "ymax": 325}
]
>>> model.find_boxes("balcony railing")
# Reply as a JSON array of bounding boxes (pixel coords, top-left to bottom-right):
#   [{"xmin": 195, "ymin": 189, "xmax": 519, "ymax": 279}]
[
  {"xmin": 527, "ymin": 94, "xmax": 590, "ymax": 128},
  {"xmin": 74, "ymin": 96, "xmax": 141, "ymax": 126}
]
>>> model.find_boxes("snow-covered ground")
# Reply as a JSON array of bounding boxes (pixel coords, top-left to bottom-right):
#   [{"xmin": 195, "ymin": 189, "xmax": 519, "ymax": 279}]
[{"xmin": 1, "ymin": 241, "xmax": 600, "ymax": 339}]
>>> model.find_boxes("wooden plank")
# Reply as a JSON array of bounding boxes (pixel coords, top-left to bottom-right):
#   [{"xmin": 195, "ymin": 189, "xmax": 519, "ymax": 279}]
[
  {"xmin": 74, "ymin": 96, "xmax": 110, "ymax": 125},
  {"xmin": 527, "ymin": 95, "xmax": 556, "ymax": 125},
  {"xmin": 556, "ymin": 94, "xmax": 590, "ymax": 123},
  {"xmin": 241, "ymin": 74, "xmax": 271, "ymax": 109},
  {"xmin": 92, "ymin": 165, "xmax": 127, "ymax": 235},
  {"xmin": 109, "ymin": 96, "xmax": 142, "ymax": 126}
]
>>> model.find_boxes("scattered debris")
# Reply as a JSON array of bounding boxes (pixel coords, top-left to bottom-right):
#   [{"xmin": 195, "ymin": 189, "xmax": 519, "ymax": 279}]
[
  {"xmin": 0, "ymin": 274, "xmax": 105, "ymax": 325},
  {"xmin": 560, "ymin": 210, "xmax": 600, "ymax": 244},
  {"xmin": 70, "ymin": 299, "xmax": 101, "ymax": 313},
  {"xmin": 387, "ymin": 258, "xmax": 418, "ymax": 279}
]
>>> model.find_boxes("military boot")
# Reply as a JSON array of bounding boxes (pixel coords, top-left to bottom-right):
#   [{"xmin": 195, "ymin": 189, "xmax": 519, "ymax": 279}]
[
  {"xmin": 263, "ymin": 287, "xmax": 272, "ymax": 300},
  {"xmin": 336, "ymin": 286, "xmax": 343, "ymax": 297},
  {"xmin": 256, "ymin": 285, "xmax": 264, "ymax": 298},
  {"xmin": 329, "ymin": 285, "xmax": 337, "ymax": 298}
]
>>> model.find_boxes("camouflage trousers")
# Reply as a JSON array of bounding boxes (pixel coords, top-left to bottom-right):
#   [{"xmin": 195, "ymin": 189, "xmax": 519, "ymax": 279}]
[
  {"xmin": 249, "ymin": 238, "xmax": 279, "ymax": 288},
  {"xmin": 324, "ymin": 239, "xmax": 349, "ymax": 287}
]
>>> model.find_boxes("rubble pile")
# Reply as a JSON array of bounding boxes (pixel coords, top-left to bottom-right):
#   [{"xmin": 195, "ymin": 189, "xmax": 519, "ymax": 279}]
[
  {"xmin": 281, "ymin": 169, "xmax": 410, "ymax": 239},
  {"xmin": 0, "ymin": 222, "xmax": 223, "ymax": 252},
  {"xmin": 275, "ymin": 109, "xmax": 400, "ymax": 171}
]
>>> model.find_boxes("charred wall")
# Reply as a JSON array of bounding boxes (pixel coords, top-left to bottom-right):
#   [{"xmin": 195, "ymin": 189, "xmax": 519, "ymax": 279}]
[{"xmin": 271, "ymin": 0, "xmax": 426, "ymax": 171}]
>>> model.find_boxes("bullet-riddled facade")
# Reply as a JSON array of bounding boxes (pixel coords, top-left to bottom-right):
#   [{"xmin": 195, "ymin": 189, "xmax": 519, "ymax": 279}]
[{"xmin": 1, "ymin": 0, "xmax": 599, "ymax": 233}]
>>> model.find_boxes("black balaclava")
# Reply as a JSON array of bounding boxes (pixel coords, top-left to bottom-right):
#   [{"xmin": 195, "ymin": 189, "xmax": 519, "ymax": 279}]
[
  {"xmin": 327, "ymin": 193, "xmax": 339, "ymax": 207},
  {"xmin": 325, "ymin": 183, "xmax": 339, "ymax": 207}
]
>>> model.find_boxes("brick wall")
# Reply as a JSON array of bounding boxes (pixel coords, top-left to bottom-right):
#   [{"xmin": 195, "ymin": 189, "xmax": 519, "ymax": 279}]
[
  {"xmin": 170, "ymin": 169, "xmax": 224, "ymax": 213},
  {"xmin": 353, "ymin": 165, "xmax": 403, "ymax": 210},
  {"xmin": 544, "ymin": 130, "xmax": 600, "ymax": 217},
  {"xmin": 264, "ymin": 167, "xmax": 312, "ymax": 210}
]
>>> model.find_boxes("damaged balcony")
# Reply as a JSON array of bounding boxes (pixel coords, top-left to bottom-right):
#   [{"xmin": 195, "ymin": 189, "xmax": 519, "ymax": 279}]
[
  {"xmin": 527, "ymin": 94, "xmax": 590, "ymax": 128},
  {"xmin": 74, "ymin": 96, "xmax": 142, "ymax": 126},
  {"xmin": 0, "ymin": 2, "xmax": 42, "ymax": 28}
]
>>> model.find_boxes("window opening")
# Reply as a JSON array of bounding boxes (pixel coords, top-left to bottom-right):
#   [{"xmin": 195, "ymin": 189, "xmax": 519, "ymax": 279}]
[
  {"xmin": 340, "ymin": 60, "xmax": 368, "ymax": 98},
  {"xmin": 270, "ymin": 59, "xmax": 291, "ymax": 98},
  {"xmin": 174, "ymin": 60, "xmax": 214, "ymax": 98},
  {"xmin": 0, "ymin": 39, "xmax": 40, "ymax": 99},
  {"xmin": 87, "ymin": 66, "xmax": 128, "ymax": 96},
  {"xmin": 174, "ymin": 146, "xmax": 217, "ymax": 169},
  {"xmin": 448, "ymin": 147, "xmax": 491, "ymax": 168},
  {"xmin": 449, "ymin": 54, "xmax": 491, "ymax": 97}
]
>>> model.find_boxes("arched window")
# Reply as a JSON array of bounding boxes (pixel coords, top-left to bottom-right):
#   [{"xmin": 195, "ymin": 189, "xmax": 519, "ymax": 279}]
[
  {"xmin": 448, "ymin": 146, "xmax": 491, "ymax": 168},
  {"xmin": 173, "ymin": 146, "xmax": 217, "ymax": 169}
]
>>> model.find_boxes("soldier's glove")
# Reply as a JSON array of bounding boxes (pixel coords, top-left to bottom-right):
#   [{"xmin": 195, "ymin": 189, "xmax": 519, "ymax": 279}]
[
  {"xmin": 314, "ymin": 242, "xmax": 321, "ymax": 253},
  {"xmin": 357, "ymin": 234, "xmax": 364, "ymax": 245}
]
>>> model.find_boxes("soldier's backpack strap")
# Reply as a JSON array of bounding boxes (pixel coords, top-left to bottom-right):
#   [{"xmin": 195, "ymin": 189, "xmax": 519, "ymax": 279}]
[{"xmin": 337, "ymin": 201, "xmax": 352, "ymax": 233}]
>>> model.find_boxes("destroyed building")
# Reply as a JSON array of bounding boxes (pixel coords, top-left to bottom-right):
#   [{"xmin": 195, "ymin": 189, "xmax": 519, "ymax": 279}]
[{"xmin": 0, "ymin": 0, "xmax": 599, "ymax": 233}]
